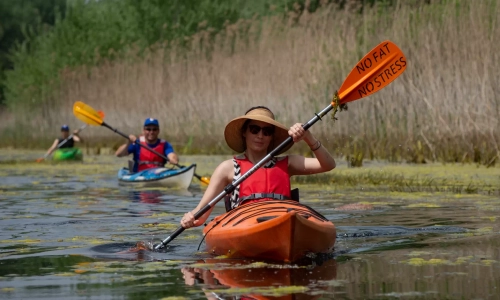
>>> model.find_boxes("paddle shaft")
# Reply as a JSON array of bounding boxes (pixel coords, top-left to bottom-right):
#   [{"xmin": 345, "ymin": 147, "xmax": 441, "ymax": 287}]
[
  {"xmin": 102, "ymin": 122, "xmax": 171, "ymax": 160},
  {"xmin": 153, "ymin": 104, "xmax": 334, "ymax": 250}
]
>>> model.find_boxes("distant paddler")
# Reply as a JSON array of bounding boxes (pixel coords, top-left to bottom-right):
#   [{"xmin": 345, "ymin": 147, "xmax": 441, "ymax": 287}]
[
  {"xmin": 115, "ymin": 118, "xmax": 179, "ymax": 173},
  {"xmin": 38, "ymin": 124, "xmax": 84, "ymax": 162}
]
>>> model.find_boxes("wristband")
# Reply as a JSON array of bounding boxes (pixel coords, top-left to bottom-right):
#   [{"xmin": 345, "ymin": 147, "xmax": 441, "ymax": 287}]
[{"xmin": 311, "ymin": 140, "xmax": 322, "ymax": 151}]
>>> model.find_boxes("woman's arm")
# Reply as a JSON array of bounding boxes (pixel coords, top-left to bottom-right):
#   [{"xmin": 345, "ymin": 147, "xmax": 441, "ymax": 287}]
[
  {"xmin": 45, "ymin": 139, "xmax": 59, "ymax": 156},
  {"xmin": 287, "ymin": 123, "xmax": 336, "ymax": 176},
  {"xmin": 180, "ymin": 159, "xmax": 233, "ymax": 228}
]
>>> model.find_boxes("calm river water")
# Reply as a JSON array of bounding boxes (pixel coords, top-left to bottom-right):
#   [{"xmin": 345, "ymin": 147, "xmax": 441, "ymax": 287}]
[{"xmin": 1, "ymin": 150, "xmax": 499, "ymax": 299}]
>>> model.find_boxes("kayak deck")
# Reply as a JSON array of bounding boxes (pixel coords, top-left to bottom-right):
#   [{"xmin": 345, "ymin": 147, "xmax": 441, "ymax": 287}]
[
  {"xmin": 117, "ymin": 164, "xmax": 196, "ymax": 189},
  {"xmin": 203, "ymin": 200, "xmax": 336, "ymax": 262},
  {"xmin": 53, "ymin": 148, "xmax": 83, "ymax": 161}
]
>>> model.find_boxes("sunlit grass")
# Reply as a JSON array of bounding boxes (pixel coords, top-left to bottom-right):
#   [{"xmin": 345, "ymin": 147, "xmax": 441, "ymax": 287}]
[
  {"xmin": 1, "ymin": 0, "xmax": 499, "ymax": 165},
  {"xmin": 293, "ymin": 163, "xmax": 500, "ymax": 195}
]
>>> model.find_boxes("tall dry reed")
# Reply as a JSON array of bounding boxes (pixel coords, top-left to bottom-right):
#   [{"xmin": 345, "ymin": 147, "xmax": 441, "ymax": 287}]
[{"xmin": 11, "ymin": 0, "xmax": 500, "ymax": 163}]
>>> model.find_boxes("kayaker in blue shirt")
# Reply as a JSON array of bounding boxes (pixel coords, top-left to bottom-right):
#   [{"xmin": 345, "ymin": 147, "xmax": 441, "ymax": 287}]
[
  {"xmin": 43, "ymin": 125, "xmax": 83, "ymax": 157},
  {"xmin": 115, "ymin": 118, "xmax": 179, "ymax": 173}
]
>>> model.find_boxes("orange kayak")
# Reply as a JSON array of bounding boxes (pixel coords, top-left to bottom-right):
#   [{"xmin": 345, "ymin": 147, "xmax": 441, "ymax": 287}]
[{"xmin": 203, "ymin": 200, "xmax": 336, "ymax": 262}]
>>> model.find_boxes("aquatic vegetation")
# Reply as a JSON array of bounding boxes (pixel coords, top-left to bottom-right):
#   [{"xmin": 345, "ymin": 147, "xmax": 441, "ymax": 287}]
[
  {"xmin": 407, "ymin": 251, "xmax": 432, "ymax": 257},
  {"xmin": 401, "ymin": 254, "xmax": 499, "ymax": 268},
  {"xmin": 293, "ymin": 164, "xmax": 499, "ymax": 195},
  {"xmin": 480, "ymin": 216, "xmax": 498, "ymax": 222},
  {"xmin": 203, "ymin": 286, "xmax": 309, "ymax": 297},
  {"xmin": 67, "ymin": 236, "xmax": 110, "ymax": 245},
  {"xmin": 317, "ymin": 279, "xmax": 346, "ymax": 287},
  {"xmin": 402, "ymin": 258, "xmax": 451, "ymax": 266},
  {"xmin": 0, "ymin": 239, "xmax": 42, "ymax": 244},
  {"xmin": 187, "ymin": 263, "xmax": 222, "ymax": 269},
  {"xmin": 72, "ymin": 260, "xmax": 181, "ymax": 275},
  {"xmin": 180, "ymin": 234, "xmax": 200, "ymax": 240},
  {"xmin": 54, "ymin": 272, "xmax": 78, "ymax": 277},
  {"xmin": 140, "ymin": 223, "xmax": 178, "ymax": 230},
  {"xmin": 377, "ymin": 292, "xmax": 431, "ymax": 298},
  {"xmin": 187, "ymin": 260, "xmax": 304, "ymax": 271},
  {"xmin": 406, "ymin": 203, "xmax": 441, "ymax": 208},
  {"xmin": 479, "ymin": 260, "xmax": 497, "ymax": 266},
  {"xmin": 1, "ymin": 150, "xmax": 499, "ymax": 299},
  {"xmin": 147, "ymin": 212, "xmax": 177, "ymax": 218}
]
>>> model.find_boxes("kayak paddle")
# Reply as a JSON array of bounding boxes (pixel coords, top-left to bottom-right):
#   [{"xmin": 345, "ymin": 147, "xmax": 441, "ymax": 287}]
[
  {"xmin": 72, "ymin": 102, "xmax": 210, "ymax": 185},
  {"xmin": 36, "ymin": 111, "xmax": 103, "ymax": 163},
  {"xmin": 153, "ymin": 40, "xmax": 407, "ymax": 251},
  {"xmin": 36, "ymin": 124, "xmax": 88, "ymax": 163}
]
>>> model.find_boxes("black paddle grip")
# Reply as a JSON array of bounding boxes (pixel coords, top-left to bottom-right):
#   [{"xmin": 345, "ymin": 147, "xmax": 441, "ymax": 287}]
[{"xmin": 193, "ymin": 205, "xmax": 212, "ymax": 219}]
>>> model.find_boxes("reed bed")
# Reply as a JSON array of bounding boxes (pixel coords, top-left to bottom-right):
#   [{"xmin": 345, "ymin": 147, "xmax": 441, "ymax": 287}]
[
  {"xmin": 292, "ymin": 171, "xmax": 499, "ymax": 195},
  {"xmin": 3, "ymin": 0, "xmax": 500, "ymax": 164}
]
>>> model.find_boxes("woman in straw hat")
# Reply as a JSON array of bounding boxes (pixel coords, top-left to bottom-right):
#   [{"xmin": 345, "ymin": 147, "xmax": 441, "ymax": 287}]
[{"xmin": 180, "ymin": 106, "xmax": 336, "ymax": 229}]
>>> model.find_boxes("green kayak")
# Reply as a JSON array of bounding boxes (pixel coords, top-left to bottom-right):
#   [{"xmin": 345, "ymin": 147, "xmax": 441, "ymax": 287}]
[{"xmin": 53, "ymin": 148, "xmax": 83, "ymax": 161}]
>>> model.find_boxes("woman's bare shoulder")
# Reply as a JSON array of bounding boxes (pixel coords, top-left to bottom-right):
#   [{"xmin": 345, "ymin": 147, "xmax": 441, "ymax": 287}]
[
  {"xmin": 212, "ymin": 159, "xmax": 235, "ymax": 181},
  {"xmin": 218, "ymin": 159, "xmax": 234, "ymax": 169}
]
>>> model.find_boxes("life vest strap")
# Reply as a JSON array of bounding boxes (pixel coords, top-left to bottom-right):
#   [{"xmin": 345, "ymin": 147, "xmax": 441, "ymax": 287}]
[
  {"xmin": 239, "ymin": 193, "xmax": 290, "ymax": 202},
  {"xmin": 138, "ymin": 160, "xmax": 163, "ymax": 166},
  {"xmin": 225, "ymin": 189, "xmax": 300, "ymax": 212}
]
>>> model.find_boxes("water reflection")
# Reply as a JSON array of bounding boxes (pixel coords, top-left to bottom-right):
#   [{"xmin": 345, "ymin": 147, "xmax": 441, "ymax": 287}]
[
  {"xmin": 1, "ymin": 151, "xmax": 500, "ymax": 299},
  {"xmin": 128, "ymin": 188, "xmax": 194, "ymax": 204},
  {"xmin": 129, "ymin": 190, "xmax": 164, "ymax": 204},
  {"xmin": 182, "ymin": 258, "xmax": 338, "ymax": 300}
]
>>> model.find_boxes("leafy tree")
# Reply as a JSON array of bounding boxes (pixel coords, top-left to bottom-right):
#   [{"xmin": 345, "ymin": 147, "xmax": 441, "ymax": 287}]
[{"xmin": 0, "ymin": 0, "xmax": 66, "ymax": 104}]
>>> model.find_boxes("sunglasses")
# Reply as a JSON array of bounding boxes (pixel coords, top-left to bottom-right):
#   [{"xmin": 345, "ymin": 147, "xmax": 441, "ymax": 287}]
[
  {"xmin": 144, "ymin": 127, "xmax": 159, "ymax": 132},
  {"xmin": 248, "ymin": 124, "xmax": 274, "ymax": 136}
]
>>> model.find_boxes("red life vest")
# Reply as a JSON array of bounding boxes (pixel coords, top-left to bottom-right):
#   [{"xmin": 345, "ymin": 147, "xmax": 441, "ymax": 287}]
[
  {"xmin": 234, "ymin": 155, "xmax": 291, "ymax": 206},
  {"xmin": 137, "ymin": 136, "xmax": 167, "ymax": 171}
]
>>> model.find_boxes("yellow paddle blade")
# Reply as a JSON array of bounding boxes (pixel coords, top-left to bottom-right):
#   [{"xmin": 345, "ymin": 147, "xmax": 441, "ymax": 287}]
[
  {"xmin": 200, "ymin": 176, "xmax": 210, "ymax": 185},
  {"xmin": 73, "ymin": 101, "xmax": 104, "ymax": 126}
]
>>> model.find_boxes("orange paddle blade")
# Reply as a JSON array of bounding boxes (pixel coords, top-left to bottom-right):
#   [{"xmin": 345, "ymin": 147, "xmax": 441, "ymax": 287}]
[
  {"xmin": 337, "ymin": 41, "xmax": 407, "ymax": 104},
  {"xmin": 36, "ymin": 158, "xmax": 44, "ymax": 163},
  {"xmin": 73, "ymin": 101, "xmax": 104, "ymax": 126}
]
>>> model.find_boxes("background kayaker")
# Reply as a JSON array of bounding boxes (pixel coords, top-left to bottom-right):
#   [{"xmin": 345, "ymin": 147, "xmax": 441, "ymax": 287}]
[
  {"xmin": 115, "ymin": 118, "xmax": 179, "ymax": 173},
  {"xmin": 43, "ymin": 125, "xmax": 83, "ymax": 157},
  {"xmin": 180, "ymin": 106, "xmax": 336, "ymax": 229}
]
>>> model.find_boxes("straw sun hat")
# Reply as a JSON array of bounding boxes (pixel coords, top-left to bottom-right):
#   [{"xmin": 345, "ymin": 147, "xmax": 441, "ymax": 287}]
[{"xmin": 224, "ymin": 107, "xmax": 292, "ymax": 155}]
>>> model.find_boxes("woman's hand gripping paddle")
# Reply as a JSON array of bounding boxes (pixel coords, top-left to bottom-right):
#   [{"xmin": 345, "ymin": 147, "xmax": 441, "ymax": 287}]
[
  {"xmin": 72, "ymin": 102, "xmax": 210, "ymax": 185},
  {"xmin": 152, "ymin": 40, "xmax": 407, "ymax": 252},
  {"xmin": 36, "ymin": 111, "xmax": 104, "ymax": 163}
]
